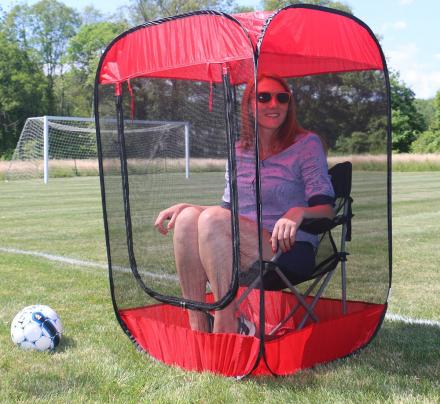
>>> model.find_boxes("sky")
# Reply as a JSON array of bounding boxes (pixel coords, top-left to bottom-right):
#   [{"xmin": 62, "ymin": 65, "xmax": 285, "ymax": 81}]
[{"xmin": 1, "ymin": 0, "xmax": 439, "ymax": 99}]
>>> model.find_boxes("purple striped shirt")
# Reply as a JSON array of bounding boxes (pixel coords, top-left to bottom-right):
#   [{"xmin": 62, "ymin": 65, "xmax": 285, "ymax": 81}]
[{"xmin": 222, "ymin": 133, "xmax": 334, "ymax": 247}]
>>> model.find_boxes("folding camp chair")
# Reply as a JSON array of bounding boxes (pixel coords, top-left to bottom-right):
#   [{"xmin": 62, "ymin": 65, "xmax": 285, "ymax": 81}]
[{"xmin": 237, "ymin": 161, "xmax": 353, "ymax": 334}]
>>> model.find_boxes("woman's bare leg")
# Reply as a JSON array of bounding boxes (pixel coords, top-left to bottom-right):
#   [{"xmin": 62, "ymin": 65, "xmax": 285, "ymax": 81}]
[
  {"xmin": 197, "ymin": 207, "xmax": 235, "ymax": 333},
  {"xmin": 173, "ymin": 206, "xmax": 210, "ymax": 332},
  {"xmin": 198, "ymin": 206, "xmax": 273, "ymax": 333}
]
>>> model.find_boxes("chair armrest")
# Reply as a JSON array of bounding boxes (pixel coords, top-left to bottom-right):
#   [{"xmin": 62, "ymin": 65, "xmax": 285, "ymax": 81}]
[{"xmin": 299, "ymin": 217, "xmax": 337, "ymax": 235}]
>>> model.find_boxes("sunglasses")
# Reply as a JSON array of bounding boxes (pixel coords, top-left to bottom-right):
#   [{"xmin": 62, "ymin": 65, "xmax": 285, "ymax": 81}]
[{"xmin": 257, "ymin": 91, "xmax": 291, "ymax": 104}]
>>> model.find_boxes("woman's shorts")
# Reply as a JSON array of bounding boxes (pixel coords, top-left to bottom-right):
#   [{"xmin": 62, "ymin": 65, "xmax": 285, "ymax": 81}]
[{"xmin": 262, "ymin": 241, "xmax": 316, "ymax": 290}]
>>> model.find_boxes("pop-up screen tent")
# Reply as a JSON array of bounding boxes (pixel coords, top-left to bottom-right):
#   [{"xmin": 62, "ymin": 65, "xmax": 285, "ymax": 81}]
[{"xmin": 94, "ymin": 5, "xmax": 391, "ymax": 377}]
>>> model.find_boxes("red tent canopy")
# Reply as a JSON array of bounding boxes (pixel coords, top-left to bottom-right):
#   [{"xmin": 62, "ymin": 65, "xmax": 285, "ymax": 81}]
[{"xmin": 98, "ymin": 8, "xmax": 384, "ymax": 86}]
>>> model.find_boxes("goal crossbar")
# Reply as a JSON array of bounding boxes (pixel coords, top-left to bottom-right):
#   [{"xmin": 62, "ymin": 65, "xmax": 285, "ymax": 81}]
[{"xmin": 7, "ymin": 116, "xmax": 191, "ymax": 183}]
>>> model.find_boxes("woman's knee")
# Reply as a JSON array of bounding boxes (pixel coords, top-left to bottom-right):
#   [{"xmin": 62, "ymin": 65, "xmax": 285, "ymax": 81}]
[
  {"xmin": 174, "ymin": 207, "xmax": 201, "ymax": 240},
  {"xmin": 198, "ymin": 206, "xmax": 231, "ymax": 241}
]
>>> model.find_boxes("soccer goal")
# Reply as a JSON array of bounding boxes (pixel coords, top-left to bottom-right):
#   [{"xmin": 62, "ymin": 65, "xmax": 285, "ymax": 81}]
[{"xmin": 6, "ymin": 116, "xmax": 191, "ymax": 183}]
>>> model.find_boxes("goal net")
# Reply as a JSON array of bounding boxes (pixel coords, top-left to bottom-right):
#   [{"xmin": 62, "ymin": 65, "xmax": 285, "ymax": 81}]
[{"xmin": 6, "ymin": 116, "xmax": 190, "ymax": 182}]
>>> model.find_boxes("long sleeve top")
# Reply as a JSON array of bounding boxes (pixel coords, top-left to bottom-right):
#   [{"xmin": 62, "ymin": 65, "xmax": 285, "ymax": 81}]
[{"xmin": 221, "ymin": 132, "xmax": 335, "ymax": 248}]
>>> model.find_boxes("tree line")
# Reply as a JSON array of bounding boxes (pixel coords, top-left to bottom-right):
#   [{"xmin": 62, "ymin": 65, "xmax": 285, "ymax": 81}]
[{"xmin": 1, "ymin": 0, "xmax": 439, "ymax": 158}]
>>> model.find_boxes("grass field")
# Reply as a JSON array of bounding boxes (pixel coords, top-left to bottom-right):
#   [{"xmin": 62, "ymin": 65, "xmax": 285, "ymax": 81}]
[
  {"xmin": 2, "ymin": 153, "xmax": 440, "ymax": 182},
  {"xmin": 0, "ymin": 172, "xmax": 439, "ymax": 403}
]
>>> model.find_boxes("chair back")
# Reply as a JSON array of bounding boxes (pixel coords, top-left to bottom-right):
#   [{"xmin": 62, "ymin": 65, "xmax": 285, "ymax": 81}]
[
  {"xmin": 329, "ymin": 161, "xmax": 352, "ymax": 201},
  {"xmin": 304, "ymin": 161, "xmax": 353, "ymax": 277}
]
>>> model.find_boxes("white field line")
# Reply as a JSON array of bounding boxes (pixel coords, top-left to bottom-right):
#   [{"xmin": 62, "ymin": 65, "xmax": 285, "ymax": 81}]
[
  {"xmin": 0, "ymin": 246, "xmax": 178, "ymax": 283},
  {"xmin": 385, "ymin": 313, "xmax": 440, "ymax": 328},
  {"xmin": 1, "ymin": 246, "xmax": 440, "ymax": 328}
]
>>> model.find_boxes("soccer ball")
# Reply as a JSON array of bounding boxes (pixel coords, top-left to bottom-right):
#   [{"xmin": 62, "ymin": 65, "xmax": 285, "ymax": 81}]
[{"xmin": 11, "ymin": 305, "xmax": 63, "ymax": 351}]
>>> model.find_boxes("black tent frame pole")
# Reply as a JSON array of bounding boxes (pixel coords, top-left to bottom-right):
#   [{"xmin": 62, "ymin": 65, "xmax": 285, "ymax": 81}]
[
  {"xmin": 221, "ymin": 66, "xmax": 241, "ymax": 308},
  {"xmin": 93, "ymin": 83, "xmax": 137, "ymax": 343},
  {"xmin": 222, "ymin": 66, "xmax": 274, "ymax": 379},
  {"xmin": 252, "ymin": 64, "xmax": 276, "ymax": 378}
]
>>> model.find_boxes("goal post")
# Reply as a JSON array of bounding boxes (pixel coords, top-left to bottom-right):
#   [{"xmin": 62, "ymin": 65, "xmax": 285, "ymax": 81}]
[
  {"xmin": 6, "ymin": 116, "xmax": 191, "ymax": 183},
  {"xmin": 43, "ymin": 115, "xmax": 49, "ymax": 184}
]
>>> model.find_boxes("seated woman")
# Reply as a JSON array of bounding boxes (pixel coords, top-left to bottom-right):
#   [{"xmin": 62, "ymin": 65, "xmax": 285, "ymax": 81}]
[{"xmin": 154, "ymin": 74, "xmax": 335, "ymax": 335}]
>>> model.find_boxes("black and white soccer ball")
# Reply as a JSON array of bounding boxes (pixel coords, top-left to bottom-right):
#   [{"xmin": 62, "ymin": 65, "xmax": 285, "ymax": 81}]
[{"xmin": 11, "ymin": 305, "xmax": 63, "ymax": 351}]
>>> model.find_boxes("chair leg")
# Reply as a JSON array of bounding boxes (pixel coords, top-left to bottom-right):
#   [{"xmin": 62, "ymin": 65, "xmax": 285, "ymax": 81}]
[
  {"xmin": 238, "ymin": 257, "xmax": 342, "ymax": 336},
  {"xmin": 297, "ymin": 270, "xmax": 335, "ymax": 330},
  {"xmin": 340, "ymin": 201, "xmax": 350, "ymax": 315},
  {"xmin": 236, "ymin": 272, "xmax": 262, "ymax": 307},
  {"xmin": 272, "ymin": 266, "xmax": 319, "ymax": 322},
  {"xmin": 268, "ymin": 274, "xmax": 324, "ymax": 336},
  {"xmin": 341, "ymin": 260, "xmax": 347, "ymax": 315}
]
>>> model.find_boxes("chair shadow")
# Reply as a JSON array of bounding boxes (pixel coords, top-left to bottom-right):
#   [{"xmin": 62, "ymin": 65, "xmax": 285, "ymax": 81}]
[{"xmin": 253, "ymin": 320, "xmax": 440, "ymax": 386}]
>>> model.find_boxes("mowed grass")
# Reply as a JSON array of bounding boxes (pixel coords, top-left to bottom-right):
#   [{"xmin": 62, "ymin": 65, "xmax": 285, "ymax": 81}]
[{"xmin": 0, "ymin": 173, "xmax": 439, "ymax": 402}]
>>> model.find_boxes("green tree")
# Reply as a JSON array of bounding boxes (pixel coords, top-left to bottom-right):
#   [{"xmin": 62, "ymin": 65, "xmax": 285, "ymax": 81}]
[
  {"xmin": 29, "ymin": 0, "xmax": 80, "ymax": 113},
  {"xmin": 66, "ymin": 21, "xmax": 127, "ymax": 73},
  {"xmin": 263, "ymin": 0, "xmax": 352, "ymax": 13},
  {"xmin": 433, "ymin": 90, "xmax": 440, "ymax": 131},
  {"xmin": 128, "ymin": 0, "xmax": 234, "ymax": 23},
  {"xmin": 0, "ymin": 32, "xmax": 47, "ymax": 157},
  {"xmin": 79, "ymin": 5, "xmax": 107, "ymax": 25},
  {"xmin": 232, "ymin": 5, "xmax": 255, "ymax": 13},
  {"xmin": 334, "ymin": 115, "xmax": 387, "ymax": 154},
  {"xmin": 62, "ymin": 20, "xmax": 128, "ymax": 116},
  {"xmin": 411, "ymin": 90, "xmax": 440, "ymax": 153},
  {"xmin": 390, "ymin": 71, "xmax": 426, "ymax": 152},
  {"xmin": 411, "ymin": 129, "xmax": 440, "ymax": 153},
  {"xmin": 414, "ymin": 98, "xmax": 435, "ymax": 129},
  {"xmin": 5, "ymin": 0, "xmax": 81, "ymax": 114},
  {"xmin": 2, "ymin": 5, "xmax": 30, "ymax": 51},
  {"xmin": 292, "ymin": 70, "xmax": 387, "ymax": 154},
  {"xmin": 391, "ymin": 109, "xmax": 416, "ymax": 153}
]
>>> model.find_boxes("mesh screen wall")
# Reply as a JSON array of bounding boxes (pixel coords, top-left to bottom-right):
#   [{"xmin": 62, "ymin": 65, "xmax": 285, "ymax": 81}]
[
  {"xmin": 95, "ymin": 7, "xmax": 391, "ymax": 377},
  {"xmin": 97, "ymin": 74, "xmax": 252, "ymax": 309},
  {"xmin": 287, "ymin": 71, "xmax": 389, "ymax": 304}
]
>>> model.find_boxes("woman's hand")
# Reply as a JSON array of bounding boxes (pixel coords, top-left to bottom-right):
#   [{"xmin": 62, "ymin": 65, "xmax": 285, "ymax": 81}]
[
  {"xmin": 154, "ymin": 203, "xmax": 190, "ymax": 235},
  {"xmin": 270, "ymin": 207, "xmax": 305, "ymax": 253}
]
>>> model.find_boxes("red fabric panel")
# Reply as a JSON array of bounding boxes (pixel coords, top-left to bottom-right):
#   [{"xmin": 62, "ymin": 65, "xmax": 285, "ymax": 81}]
[
  {"xmin": 98, "ymin": 9, "xmax": 383, "ymax": 86},
  {"xmin": 99, "ymin": 14, "xmax": 253, "ymax": 85},
  {"xmin": 119, "ymin": 291, "xmax": 385, "ymax": 376},
  {"xmin": 120, "ymin": 303, "xmax": 260, "ymax": 376},
  {"xmin": 233, "ymin": 11, "xmax": 274, "ymax": 46},
  {"xmin": 256, "ymin": 292, "xmax": 385, "ymax": 375},
  {"xmin": 258, "ymin": 8, "xmax": 383, "ymax": 77}
]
